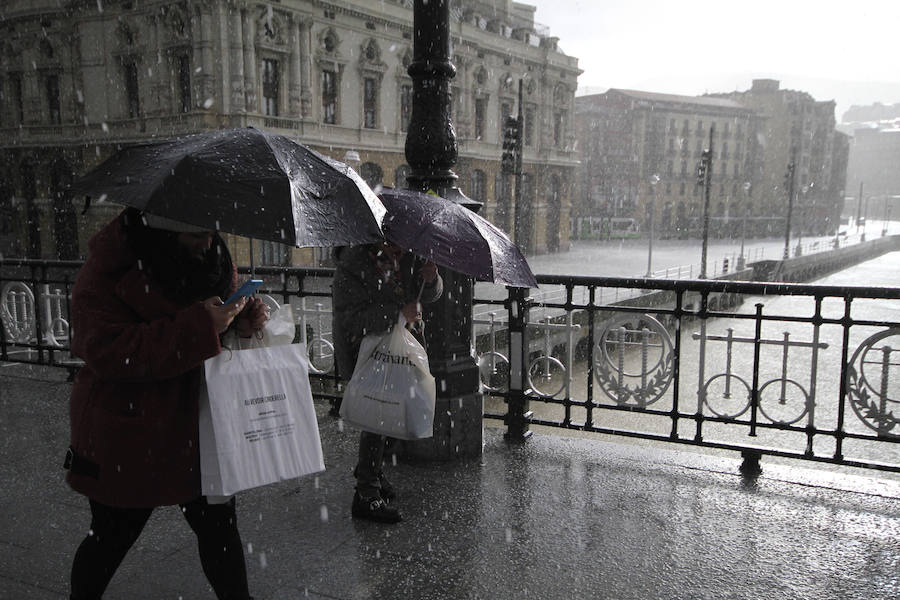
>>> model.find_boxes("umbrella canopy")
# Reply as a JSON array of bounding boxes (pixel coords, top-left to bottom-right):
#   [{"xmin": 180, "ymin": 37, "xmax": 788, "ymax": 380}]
[
  {"xmin": 378, "ymin": 187, "xmax": 538, "ymax": 288},
  {"xmin": 69, "ymin": 127, "xmax": 386, "ymax": 248}
]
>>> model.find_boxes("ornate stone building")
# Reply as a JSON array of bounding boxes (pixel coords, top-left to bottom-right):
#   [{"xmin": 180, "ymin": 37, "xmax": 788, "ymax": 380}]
[{"xmin": 0, "ymin": 0, "xmax": 580, "ymax": 261}]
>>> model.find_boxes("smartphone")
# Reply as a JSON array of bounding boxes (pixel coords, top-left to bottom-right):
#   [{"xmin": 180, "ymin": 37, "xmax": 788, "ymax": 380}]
[{"xmin": 224, "ymin": 279, "xmax": 263, "ymax": 305}]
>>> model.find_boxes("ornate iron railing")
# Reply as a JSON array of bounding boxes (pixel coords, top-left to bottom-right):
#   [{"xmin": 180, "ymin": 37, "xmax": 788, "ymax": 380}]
[
  {"xmin": 3, "ymin": 259, "xmax": 898, "ymax": 475},
  {"xmin": 474, "ymin": 276, "xmax": 900, "ymax": 475}
]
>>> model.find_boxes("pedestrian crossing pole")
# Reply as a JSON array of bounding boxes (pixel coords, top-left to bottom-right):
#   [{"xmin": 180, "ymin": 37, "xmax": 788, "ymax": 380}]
[{"xmin": 783, "ymin": 148, "xmax": 797, "ymax": 259}]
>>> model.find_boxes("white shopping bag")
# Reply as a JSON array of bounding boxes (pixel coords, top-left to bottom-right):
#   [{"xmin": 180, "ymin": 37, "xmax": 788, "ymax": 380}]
[
  {"xmin": 200, "ymin": 342, "xmax": 324, "ymax": 497},
  {"xmin": 339, "ymin": 316, "xmax": 436, "ymax": 440},
  {"xmin": 225, "ymin": 298, "xmax": 296, "ymax": 350}
]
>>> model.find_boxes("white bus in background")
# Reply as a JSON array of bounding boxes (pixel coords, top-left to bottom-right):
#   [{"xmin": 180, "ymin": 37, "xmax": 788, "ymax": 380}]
[{"xmin": 575, "ymin": 216, "xmax": 642, "ymax": 240}]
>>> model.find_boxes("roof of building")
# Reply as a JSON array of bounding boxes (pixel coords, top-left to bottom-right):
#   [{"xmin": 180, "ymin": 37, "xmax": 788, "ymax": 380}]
[{"xmin": 578, "ymin": 88, "xmax": 752, "ymax": 112}]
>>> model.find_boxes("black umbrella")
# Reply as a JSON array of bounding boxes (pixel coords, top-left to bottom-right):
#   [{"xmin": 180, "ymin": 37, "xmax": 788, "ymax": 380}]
[
  {"xmin": 378, "ymin": 187, "xmax": 538, "ymax": 288},
  {"xmin": 69, "ymin": 127, "xmax": 385, "ymax": 248}
]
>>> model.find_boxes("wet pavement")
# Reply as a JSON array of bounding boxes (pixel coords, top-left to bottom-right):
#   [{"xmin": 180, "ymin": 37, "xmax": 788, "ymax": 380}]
[{"xmin": 2, "ymin": 363, "xmax": 899, "ymax": 600}]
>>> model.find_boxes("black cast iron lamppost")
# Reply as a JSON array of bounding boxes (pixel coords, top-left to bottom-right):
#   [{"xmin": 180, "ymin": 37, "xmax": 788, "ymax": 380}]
[
  {"xmin": 697, "ymin": 125, "xmax": 713, "ymax": 279},
  {"xmin": 738, "ymin": 181, "xmax": 750, "ymax": 270},
  {"xmin": 795, "ymin": 184, "xmax": 809, "ymax": 257},
  {"xmin": 782, "ymin": 150, "xmax": 796, "ymax": 260},
  {"xmin": 404, "ymin": 0, "xmax": 482, "ymax": 459},
  {"xmin": 645, "ymin": 173, "xmax": 659, "ymax": 277}
]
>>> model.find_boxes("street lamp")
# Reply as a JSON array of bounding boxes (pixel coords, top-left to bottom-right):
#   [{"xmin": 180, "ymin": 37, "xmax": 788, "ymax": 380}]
[
  {"xmin": 738, "ymin": 181, "xmax": 750, "ymax": 270},
  {"xmin": 887, "ymin": 198, "xmax": 896, "ymax": 236},
  {"xmin": 862, "ymin": 193, "xmax": 869, "ymax": 241},
  {"xmin": 782, "ymin": 152, "xmax": 796, "ymax": 260},
  {"xmin": 645, "ymin": 173, "xmax": 659, "ymax": 277},
  {"xmin": 698, "ymin": 125, "xmax": 714, "ymax": 279},
  {"xmin": 796, "ymin": 183, "xmax": 811, "ymax": 257},
  {"xmin": 404, "ymin": 0, "xmax": 482, "ymax": 457}
]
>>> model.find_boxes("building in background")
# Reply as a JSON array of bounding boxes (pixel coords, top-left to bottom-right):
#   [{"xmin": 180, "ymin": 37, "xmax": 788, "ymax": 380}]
[
  {"xmin": 0, "ymin": 0, "xmax": 580, "ymax": 262},
  {"xmin": 573, "ymin": 80, "xmax": 849, "ymax": 241},
  {"xmin": 844, "ymin": 127, "xmax": 900, "ymax": 222},
  {"xmin": 839, "ymin": 103, "xmax": 900, "ymax": 223},
  {"xmin": 709, "ymin": 79, "xmax": 846, "ymax": 237},
  {"xmin": 574, "ymin": 89, "xmax": 757, "ymax": 240}
]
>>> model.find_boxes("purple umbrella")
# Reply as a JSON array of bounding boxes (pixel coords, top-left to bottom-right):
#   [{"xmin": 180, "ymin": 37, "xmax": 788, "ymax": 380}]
[{"xmin": 378, "ymin": 187, "xmax": 538, "ymax": 288}]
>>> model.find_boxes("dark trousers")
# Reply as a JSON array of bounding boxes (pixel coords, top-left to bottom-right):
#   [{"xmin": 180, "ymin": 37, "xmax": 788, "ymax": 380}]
[
  {"xmin": 70, "ymin": 496, "xmax": 249, "ymax": 600},
  {"xmin": 355, "ymin": 431, "xmax": 386, "ymax": 498}
]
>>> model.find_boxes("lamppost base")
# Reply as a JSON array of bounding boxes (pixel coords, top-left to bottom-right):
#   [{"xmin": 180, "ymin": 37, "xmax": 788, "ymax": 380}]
[{"xmin": 404, "ymin": 393, "xmax": 483, "ymax": 460}]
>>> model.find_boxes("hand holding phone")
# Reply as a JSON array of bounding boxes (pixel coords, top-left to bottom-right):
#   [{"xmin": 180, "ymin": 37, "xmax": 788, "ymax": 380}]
[{"xmin": 224, "ymin": 279, "xmax": 263, "ymax": 305}]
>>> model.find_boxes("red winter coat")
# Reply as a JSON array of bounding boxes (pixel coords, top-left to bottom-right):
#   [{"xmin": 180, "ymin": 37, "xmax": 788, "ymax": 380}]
[{"xmin": 67, "ymin": 215, "xmax": 235, "ymax": 507}]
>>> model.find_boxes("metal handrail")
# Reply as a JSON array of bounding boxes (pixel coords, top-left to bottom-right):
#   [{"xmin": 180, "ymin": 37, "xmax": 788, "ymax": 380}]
[
  {"xmin": 3, "ymin": 258, "xmax": 899, "ymax": 475},
  {"xmin": 475, "ymin": 272, "xmax": 900, "ymax": 475}
]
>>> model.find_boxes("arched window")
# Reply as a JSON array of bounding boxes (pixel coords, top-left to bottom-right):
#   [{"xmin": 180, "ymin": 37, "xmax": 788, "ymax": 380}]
[
  {"xmin": 394, "ymin": 164, "xmax": 411, "ymax": 188},
  {"xmin": 470, "ymin": 169, "xmax": 486, "ymax": 203},
  {"xmin": 494, "ymin": 172, "xmax": 512, "ymax": 232},
  {"xmin": 0, "ymin": 178, "xmax": 13, "ymax": 236},
  {"xmin": 21, "ymin": 161, "xmax": 41, "ymax": 258},
  {"xmin": 546, "ymin": 174, "xmax": 561, "ymax": 252},
  {"xmin": 520, "ymin": 173, "xmax": 534, "ymax": 254},
  {"xmin": 359, "ymin": 162, "xmax": 383, "ymax": 190},
  {"xmin": 50, "ymin": 160, "xmax": 78, "ymax": 259}
]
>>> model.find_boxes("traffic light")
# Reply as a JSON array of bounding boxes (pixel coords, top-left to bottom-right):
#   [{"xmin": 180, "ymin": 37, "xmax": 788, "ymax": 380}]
[
  {"xmin": 696, "ymin": 149, "xmax": 711, "ymax": 186},
  {"xmin": 784, "ymin": 160, "xmax": 795, "ymax": 189},
  {"xmin": 501, "ymin": 116, "xmax": 519, "ymax": 174}
]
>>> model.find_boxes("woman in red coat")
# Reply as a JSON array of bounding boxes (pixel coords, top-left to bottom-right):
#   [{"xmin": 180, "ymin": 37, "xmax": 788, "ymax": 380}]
[{"xmin": 66, "ymin": 208, "xmax": 266, "ymax": 600}]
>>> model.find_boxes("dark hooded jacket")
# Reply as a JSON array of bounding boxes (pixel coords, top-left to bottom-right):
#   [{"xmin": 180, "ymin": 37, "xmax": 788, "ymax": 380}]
[
  {"xmin": 66, "ymin": 210, "xmax": 236, "ymax": 508},
  {"xmin": 331, "ymin": 245, "xmax": 442, "ymax": 380}
]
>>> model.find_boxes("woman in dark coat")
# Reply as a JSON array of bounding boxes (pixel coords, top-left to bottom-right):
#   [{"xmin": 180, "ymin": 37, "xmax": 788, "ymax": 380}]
[
  {"xmin": 332, "ymin": 241, "xmax": 441, "ymax": 523},
  {"xmin": 66, "ymin": 208, "xmax": 266, "ymax": 600}
]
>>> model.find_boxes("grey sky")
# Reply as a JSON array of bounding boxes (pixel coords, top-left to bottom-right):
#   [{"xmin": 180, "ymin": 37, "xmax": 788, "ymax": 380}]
[{"xmin": 527, "ymin": 0, "xmax": 900, "ymax": 120}]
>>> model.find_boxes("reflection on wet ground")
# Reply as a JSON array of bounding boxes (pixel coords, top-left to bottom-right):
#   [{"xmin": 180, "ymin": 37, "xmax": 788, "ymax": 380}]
[{"xmin": 2, "ymin": 364, "xmax": 899, "ymax": 599}]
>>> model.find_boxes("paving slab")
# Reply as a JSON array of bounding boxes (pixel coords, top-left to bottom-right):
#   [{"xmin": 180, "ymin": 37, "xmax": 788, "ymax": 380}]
[{"xmin": 1, "ymin": 364, "xmax": 898, "ymax": 600}]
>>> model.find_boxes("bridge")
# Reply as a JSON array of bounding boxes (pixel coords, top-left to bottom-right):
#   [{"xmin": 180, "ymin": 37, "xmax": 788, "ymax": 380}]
[{"xmin": 3, "ymin": 235, "xmax": 899, "ymax": 477}]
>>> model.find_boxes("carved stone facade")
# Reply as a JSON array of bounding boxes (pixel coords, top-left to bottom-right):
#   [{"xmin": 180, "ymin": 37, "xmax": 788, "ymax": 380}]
[{"xmin": 0, "ymin": 0, "xmax": 580, "ymax": 261}]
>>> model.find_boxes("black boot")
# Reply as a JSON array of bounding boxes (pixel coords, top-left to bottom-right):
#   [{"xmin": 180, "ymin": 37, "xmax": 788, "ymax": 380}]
[
  {"xmin": 377, "ymin": 471, "xmax": 397, "ymax": 502},
  {"xmin": 351, "ymin": 492, "xmax": 402, "ymax": 523}
]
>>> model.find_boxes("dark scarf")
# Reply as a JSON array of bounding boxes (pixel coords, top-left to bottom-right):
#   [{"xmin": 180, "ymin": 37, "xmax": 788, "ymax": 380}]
[{"xmin": 121, "ymin": 208, "xmax": 233, "ymax": 305}]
